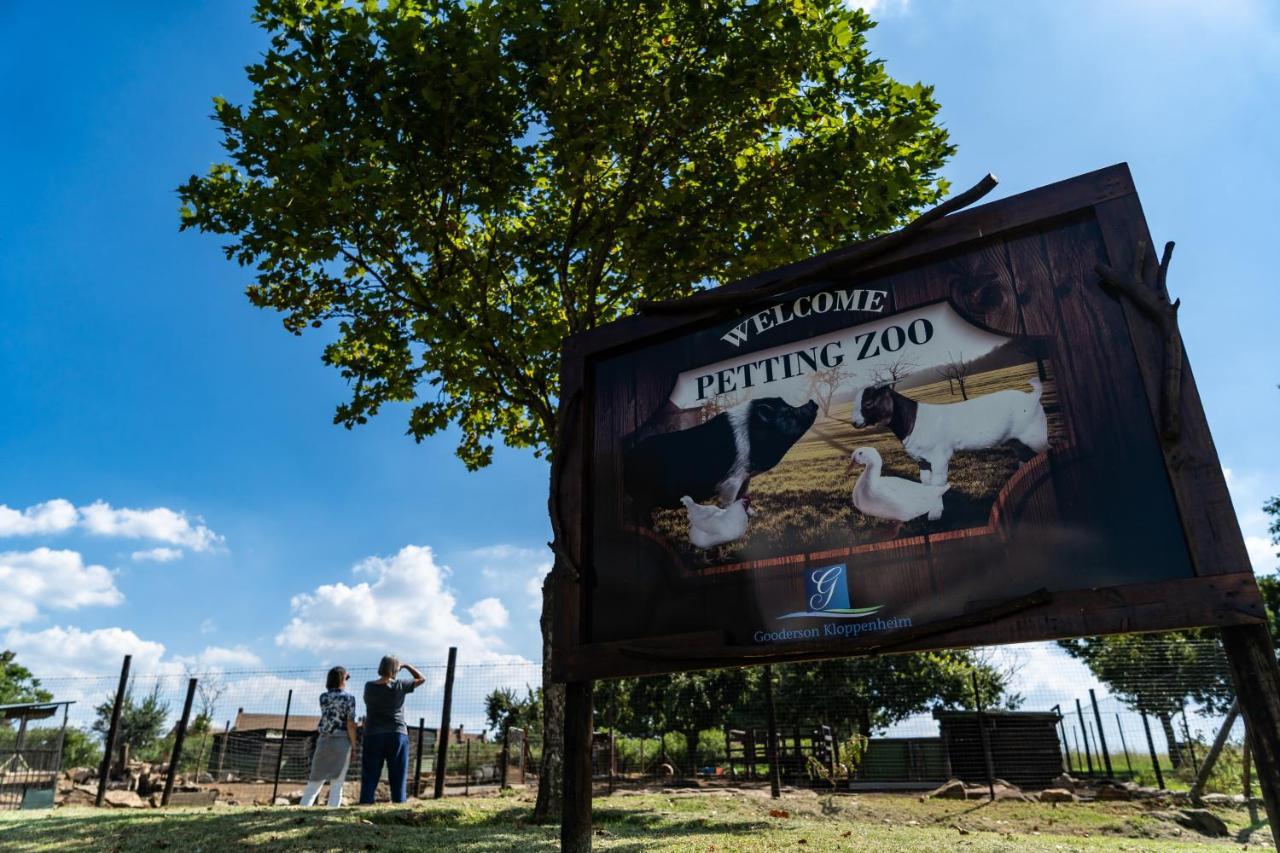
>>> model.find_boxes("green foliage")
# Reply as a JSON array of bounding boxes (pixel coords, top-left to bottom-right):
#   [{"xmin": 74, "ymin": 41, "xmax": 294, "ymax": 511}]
[
  {"xmin": 178, "ymin": 0, "xmax": 954, "ymax": 469},
  {"xmin": 484, "ymin": 685, "xmax": 542, "ymax": 738},
  {"xmin": 1257, "ymin": 574, "xmax": 1280, "ymax": 640},
  {"xmin": 1057, "ymin": 633, "xmax": 1234, "ymax": 716},
  {"xmin": 92, "ymin": 682, "xmax": 171, "ymax": 766},
  {"xmin": 0, "ymin": 650, "xmax": 52, "ymax": 705},
  {"xmin": 773, "ymin": 652, "xmax": 1018, "ymax": 737},
  {"xmin": 60, "ymin": 727, "xmax": 103, "ymax": 770}
]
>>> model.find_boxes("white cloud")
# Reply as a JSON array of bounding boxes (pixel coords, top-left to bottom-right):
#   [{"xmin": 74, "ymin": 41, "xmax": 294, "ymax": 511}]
[
  {"xmin": 4, "ymin": 624, "xmax": 168, "ymax": 678},
  {"xmin": 1223, "ymin": 466, "xmax": 1277, "ymax": 574},
  {"xmin": 80, "ymin": 501, "xmax": 222, "ymax": 552},
  {"xmin": 0, "ymin": 548, "xmax": 123, "ymax": 628},
  {"xmin": 276, "ymin": 545, "xmax": 528, "ymax": 664},
  {"xmin": 468, "ymin": 597, "xmax": 509, "ymax": 630},
  {"xmin": 131, "ymin": 546, "xmax": 183, "ymax": 563},
  {"xmin": 847, "ymin": 0, "xmax": 909, "ymax": 14},
  {"xmin": 467, "ymin": 544, "xmax": 553, "ymax": 613},
  {"xmin": 200, "ymin": 618, "xmax": 216, "ymax": 635},
  {"xmin": 0, "ymin": 499, "xmax": 78, "ymax": 537},
  {"xmin": 177, "ymin": 645, "xmax": 264, "ymax": 670}
]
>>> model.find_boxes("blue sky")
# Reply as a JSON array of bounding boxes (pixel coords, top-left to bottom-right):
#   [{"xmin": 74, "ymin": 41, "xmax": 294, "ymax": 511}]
[{"xmin": 1, "ymin": 0, "xmax": 1277, "ymax": 698}]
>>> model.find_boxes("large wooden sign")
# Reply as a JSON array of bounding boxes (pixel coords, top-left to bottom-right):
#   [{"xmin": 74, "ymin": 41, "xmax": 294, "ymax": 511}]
[{"xmin": 551, "ymin": 164, "xmax": 1265, "ymax": 682}]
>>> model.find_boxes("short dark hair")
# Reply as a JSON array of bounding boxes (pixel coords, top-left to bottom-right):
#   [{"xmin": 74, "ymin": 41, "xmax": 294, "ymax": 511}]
[
  {"xmin": 326, "ymin": 666, "xmax": 348, "ymax": 690},
  {"xmin": 378, "ymin": 655, "xmax": 400, "ymax": 678}
]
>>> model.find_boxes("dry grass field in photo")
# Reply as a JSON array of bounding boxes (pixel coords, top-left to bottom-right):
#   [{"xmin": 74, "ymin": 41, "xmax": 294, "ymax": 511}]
[{"xmin": 653, "ymin": 362, "xmax": 1067, "ymax": 566}]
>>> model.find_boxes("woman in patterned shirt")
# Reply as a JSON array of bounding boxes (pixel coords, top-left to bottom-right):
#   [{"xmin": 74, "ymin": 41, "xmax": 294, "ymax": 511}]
[{"xmin": 299, "ymin": 666, "xmax": 357, "ymax": 807}]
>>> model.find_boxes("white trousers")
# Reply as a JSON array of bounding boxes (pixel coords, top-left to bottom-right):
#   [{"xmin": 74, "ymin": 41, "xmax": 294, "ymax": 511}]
[{"xmin": 299, "ymin": 753, "xmax": 350, "ymax": 807}]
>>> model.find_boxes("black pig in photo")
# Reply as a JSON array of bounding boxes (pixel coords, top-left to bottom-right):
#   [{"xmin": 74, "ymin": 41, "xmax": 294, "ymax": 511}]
[{"xmin": 624, "ymin": 397, "xmax": 818, "ymax": 516}]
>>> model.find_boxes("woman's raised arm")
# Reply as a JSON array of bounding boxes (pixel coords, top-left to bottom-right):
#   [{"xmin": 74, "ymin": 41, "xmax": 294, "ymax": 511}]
[{"xmin": 400, "ymin": 662, "xmax": 427, "ymax": 687}]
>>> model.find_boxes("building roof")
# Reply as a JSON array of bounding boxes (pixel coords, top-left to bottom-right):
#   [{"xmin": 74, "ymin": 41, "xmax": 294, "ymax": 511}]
[
  {"xmin": 0, "ymin": 701, "xmax": 74, "ymax": 722},
  {"xmin": 233, "ymin": 711, "xmax": 322, "ymax": 733}
]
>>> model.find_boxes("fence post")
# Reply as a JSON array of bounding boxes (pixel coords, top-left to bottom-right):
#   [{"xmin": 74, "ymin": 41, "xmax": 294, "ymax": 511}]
[
  {"xmin": 270, "ymin": 689, "xmax": 292, "ymax": 805},
  {"xmin": 1115, "ymin": 714, "xmax": 1134, "ymax": 777},
  {"xmin": 414, "ymin": 717, "xmax": 427, "ymax": 798},
  {"xmin": 1139, "ymin": 710, "xmax": 1165, "ymax": 790},
  {"xmin": 433, "ymin": 647, "xmax": 457, "ymax": 799},
  {"xmin": 96, "ymin": 654, "xmax": 132, "ymax": 807},
  {"xmin": 763, "ymin": 665, "xmax": 781, "ymax": 799},
  {"xmin": 1088, "ymin": 690, "xmax": 1113, "ymax": 777},
  {"xmin": 1243, "ymin": 731, "xmax": 1256, "ymax": 823},
  {"xmin": 162, "ymin": 677, "xmax": 199, "ymax": 806},
  {"xmin": 971, "ymin": 672, "xmax": 995, "ymax": 801},
  {"xmin": 1179, "ymin": 705, "xmax": 1200, "ymax": 775},
  {"xmin": 1190, "ymin": 699, "xmax": 1240, "ymax": 805},
  {"xmin": 463, "ymin": 739, "xmax": 471, "ymax": 797},
  {"xmin": 1075, "ymin": 699, "xmax": 1094, "ymax": 775}
]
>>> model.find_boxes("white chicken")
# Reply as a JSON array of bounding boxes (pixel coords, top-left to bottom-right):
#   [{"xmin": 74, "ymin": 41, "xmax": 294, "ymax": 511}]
[
  {"xmin": 681, "ymin": 495, "xmax": 751, "ymax": 549},
  {"xmin": 847, "ymin": 447, "xmax": 948, "ymax": 532}
]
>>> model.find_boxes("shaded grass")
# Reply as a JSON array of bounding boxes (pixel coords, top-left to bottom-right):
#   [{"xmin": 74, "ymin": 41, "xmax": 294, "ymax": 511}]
[{"xmin": 0, "ymin": 788, "xmax": 1267, "ymax": 852}]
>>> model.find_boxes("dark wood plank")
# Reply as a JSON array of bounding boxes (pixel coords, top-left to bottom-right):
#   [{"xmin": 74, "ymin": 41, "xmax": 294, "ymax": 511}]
[{"xmin": 1092, "ymin": 194, "xmax": 1254, "ymax": 579}]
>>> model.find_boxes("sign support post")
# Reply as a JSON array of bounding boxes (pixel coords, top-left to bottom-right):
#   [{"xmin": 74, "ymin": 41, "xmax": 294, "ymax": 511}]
[
  {"xmin": 1221, "ymin": 624, "xmax": 1280, "ymax": 846},
  {"xmin": 561, "ymin": 680, "xmax": 593, "ymax": 853}
]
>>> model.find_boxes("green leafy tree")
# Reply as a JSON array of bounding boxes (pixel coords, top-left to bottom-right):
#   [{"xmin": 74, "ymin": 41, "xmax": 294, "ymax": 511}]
[
  {"xmin": 92, "ymin": 683, "xmax": 170, "ymax": 772},
  {"xmin": 0, "ymin": 651, "xmax": 52, "ymax": 706},
  {"xmin": 179, "ymin": 0, "xmax": 953, "ymax": 818},
  {"xmin": 628, "ymin": 668, "xmax": 752, "ymax": 776},
  {"xmin": 773, "ymin": 652, "xmax": 1017, "ymax": 738},
  {"xmin": 484, "ymin": 685, "xmax": 542, "ymax": 740},
  {"xmin": 1258, "ymin": 574, "xmax": 1280, "ymax": 640},
  {"xmin": 60, "ymin": 727, "xmax": 103, "ymax": 771},
  {"xmin": 1057, "ymin": 633, "xmax": 1231, "ymax": 768}
]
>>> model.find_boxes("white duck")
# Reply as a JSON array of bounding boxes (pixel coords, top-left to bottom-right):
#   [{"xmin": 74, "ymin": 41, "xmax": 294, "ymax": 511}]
[
  {"xmin": 681, "ymin": 495, "xmax": 751, "ymax": 549},
  {"xmin": 847, "ymin": 447, "xmax": 948, "ymax": 530}
]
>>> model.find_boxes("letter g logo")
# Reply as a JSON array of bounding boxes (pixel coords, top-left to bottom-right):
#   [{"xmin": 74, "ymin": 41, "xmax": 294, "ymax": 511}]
[{"xmin": 808, "ymin": 565, "xmax": 844, "ymax": 611}]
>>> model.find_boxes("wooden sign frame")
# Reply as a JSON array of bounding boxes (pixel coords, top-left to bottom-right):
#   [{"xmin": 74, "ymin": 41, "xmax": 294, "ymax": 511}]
[{"xmin": 551, "ymin": 163, "xmax": 1266, "ymax": 684}]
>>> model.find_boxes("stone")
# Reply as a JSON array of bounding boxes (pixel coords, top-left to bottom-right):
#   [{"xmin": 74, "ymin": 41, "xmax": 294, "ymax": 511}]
[
  {"xmin": 1173, "ymin": 809, "xmax": 1229, "ymax": 838},
  {"xmin": 67, "ymin": 767, "xmax": 96, "ymax": 784},
  {"xmin": 927, "ymin": 779, "xmax": 967, "ymax": 800},
  {"xmin": 1096, "ymin": 783, "xmax": 1134, "ymax": 801},
  {"xmin": 59, "ymin": 785, "xmax": 98, "ymax": 807},
  {"xmin": 1200, "ymin": 793, "xmax": 1244, "ymax": 808},
  {"xmin": 1039, "ymin": 788, "xmax": 1076, "ymax": 803},
  {"xmin": 1049, "ymin": 773, "xmax": 1078, "ymax": 791},
  {"xmin": 272, "ymin": 797, "xmax": 291, "ymax": 806},
  {"xmin": 103, "ymin": 789, "xmax": 147, "ymax": 809},
  {"xmin": 166, "ymin": 790, "xmax": 218, "ymax": 807}
]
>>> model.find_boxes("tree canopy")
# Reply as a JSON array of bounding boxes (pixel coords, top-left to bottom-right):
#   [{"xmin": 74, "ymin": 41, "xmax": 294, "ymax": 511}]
[
  {"xmin": 179, "ymin": 0, "xmax": 953, "ymax": 470},
  {"xmin": 0, "ymin": 650, "xmax": 52, "ymax": 706}
]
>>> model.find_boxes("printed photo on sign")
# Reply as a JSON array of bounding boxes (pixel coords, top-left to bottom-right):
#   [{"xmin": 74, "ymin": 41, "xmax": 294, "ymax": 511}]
[{"xmin": 622, "ymin": 300, "xmax": 1067, "ymax": 568}]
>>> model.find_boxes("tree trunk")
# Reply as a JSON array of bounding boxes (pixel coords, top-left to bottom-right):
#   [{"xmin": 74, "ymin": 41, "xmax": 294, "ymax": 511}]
[
  {"xmin": 1158, "ymin": 712, "xmax": 1182, "ymax": 769},
  {"xmin": 532, "ymin": 567, "xmax": 566, "ymax": 823},
  {"xmin": 685, "ymin": 730, "xmax": 700, "ymax": 778}
]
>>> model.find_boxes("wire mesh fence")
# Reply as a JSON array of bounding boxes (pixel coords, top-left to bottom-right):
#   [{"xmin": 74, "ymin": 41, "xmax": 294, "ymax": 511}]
[{"xmin": 13, "ymin": 632, "xmax": 1263, "ymax": 808}]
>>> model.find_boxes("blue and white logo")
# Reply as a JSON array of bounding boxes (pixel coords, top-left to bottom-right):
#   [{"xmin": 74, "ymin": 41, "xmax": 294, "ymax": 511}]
[{"xmin": 778, "ymin": 564, "xmax": 882, "ymax": 620}]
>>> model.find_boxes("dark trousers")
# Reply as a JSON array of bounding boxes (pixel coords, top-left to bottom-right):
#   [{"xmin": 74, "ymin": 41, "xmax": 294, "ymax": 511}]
[{"xmin": 359, "ymin": 731, "xmax": 409, "ymax": 804}]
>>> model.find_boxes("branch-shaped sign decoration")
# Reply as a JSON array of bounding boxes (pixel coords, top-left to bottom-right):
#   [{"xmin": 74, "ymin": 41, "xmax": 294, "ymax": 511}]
[{"xmin": 1095, "ymin": 240, "xmax": 1182, "ymax": 442}]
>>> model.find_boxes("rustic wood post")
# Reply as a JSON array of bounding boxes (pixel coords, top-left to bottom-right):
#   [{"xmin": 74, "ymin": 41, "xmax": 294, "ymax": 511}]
[
  {"xmin": 972, "ymin": 672, "xmax": 995, "ymax": 801},
  {"xmin": 413, "ymin": 716, "xmax": 426, "ymax": 797},
  {"xmin": 1243, "ymin": 731, "xmax": 1257, "ymax": 824},
  {"xmin": 1089, "ymin": 690, "xmax": 1113, "ymax": 777},
  {"xmin": 463, "ymin": 739, "xmax": 471, "ymax": 796},
  {"xmin": 763, "ymin": 665, "xmax": 781, "ymax": 799},
  {"xmin": 1220, "ymin": 622, "xmax": 1280, "ymax": 843},
  {"xmin": 1075, "ymin": 699, "xmax": 1094, "ymax": 775},
  {"xmin": 433, "ymin": 647, "xmax": 457, "ymax": 800},
  {"xmin": 500, "ymin": 723, "xmax": 511, "ymax": 789},
  {"xmin": 561, "ymin": 680, "xmax": 593, "ymax": 853},
  {"xmin": 271, "ymin": 689, "xmax": 292, "ymax": 805},
  {"xmin": 215, "ymin": 720, "xmax": 230, "ymax": 781},
  {"xmin": 1190, "ymin": 699, "xmax": 1239, "ymax": 804},
  {"xmin": 162, "ymin": 677, "xmax": 198, "ymax": 806},
  {"xmin": 1139, "ymin": 710, "xmax": 1165, "ymax": 790},
  {"xmin": 96, "ymin": 654, "xmax": 131, "ymax": 807}
]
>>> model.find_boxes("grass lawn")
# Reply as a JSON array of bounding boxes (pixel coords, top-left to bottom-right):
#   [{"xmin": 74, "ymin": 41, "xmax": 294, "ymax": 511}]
[{"xmin": 0, "ymin": 787, "xmax": 1269, "ymax": 852}]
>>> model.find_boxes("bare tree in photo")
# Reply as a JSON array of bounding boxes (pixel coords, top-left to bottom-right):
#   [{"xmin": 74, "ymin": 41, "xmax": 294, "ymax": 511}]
[
  {"xmin": 699, "ymin": 389, "xmax": 748, "ymax": 424},
  {"xmin": 940, "ymin": 352, "xmax": 972, "ymax": 400},
  {"xmin": 870, "ymin": 356, "xmax": 918, "ymax": 389},
  {"xmin": 806, "ymin": 365, "xmax": 854, "ymax": 419}
]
